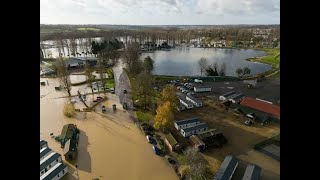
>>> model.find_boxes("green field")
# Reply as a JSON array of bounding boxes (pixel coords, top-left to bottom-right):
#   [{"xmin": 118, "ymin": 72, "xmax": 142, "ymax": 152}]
[
  {"xmin": 104, "ymin": 79, "xmax": 115, "ymax": 89},
  {"xmin": 136, "ymin": 111, "xmax": 154, "ymax": 122},
  {"xmin": 260, "ymin": 48, "xmax": 280, "ymax": 66},
  {"xmin": 77, "ymin": 27, "xmax": 101, "ymax": 31}
]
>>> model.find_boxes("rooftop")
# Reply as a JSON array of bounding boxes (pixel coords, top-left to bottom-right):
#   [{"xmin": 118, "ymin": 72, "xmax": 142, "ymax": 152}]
[
  {"xmin": 240, "ymin": 97, "xmax": 280, "ymax": 119},
  {"xmin": 40, "ymin": 147, "xmax": 52, "ymax": 160},
  {"xmin": 242, "ymin": 164, "xmax": 261, "ymax": 180},
  {"xmin": 40, "ymin": 140, "xmax": 47, "ymax": 148},
  {"xmin": 40, "ymin": 152, "xmax": 61, "ymax": 172},
  {"xmin": 197, "ymin": 129, "xmax": 222, "ymax": 140},
  {"xmin": 175, "ymin": 117, "xmax": 200, "ymax": 126},
  {"xmin": 214, "ymin": 155, "xmax": 238, "ymax": 180},
  {"xmin": 164, "ymin": 133, "xmax": 178, "ymax": 146},
  {"xmin": 220, "ymin": 91, "xmax": 236, "ymax": 97},
  {"xmin": 40, "ymin": 163, "xmax": 67, "ymax": 180},
  {"xmin": 181, "ymin": 123, "xmax": 208, "ymax": 133},
  {"xmin": 190, "ymin": 135, "xmax": 205, "ymax": 146},
  {"xmin": 229, "ymin": 94, "xmax": 245, "ymax": 101},
  {"xmin": 60, "ymin": 124, "xmax": 78, "ymax": 142},
  {"xmin": 64, "ymin": 139, "xmax": 77, "ymax": 155},
  {"xmin": 186, "ymin": 95, "xmax": 202, "ymax": 104}
]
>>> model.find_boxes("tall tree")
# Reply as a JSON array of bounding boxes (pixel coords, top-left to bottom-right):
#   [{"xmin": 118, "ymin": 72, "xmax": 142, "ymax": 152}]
[
  {"xmin": 132, "ymin": 72, "xmax": 155, "ymax": 110},
  {"xmin": 56, "ymin": 57, "xmax": 72, "ymax": 97},
  {"xmin": 143, "ymin": 56, "xmax": 154, "ymax": 74},
  {"xmin": 154, "ymin": 101, "xmax": 174, "ymax": 132},
  {"xmin": 198, "ymin": 57, "xmax": 208, "ymax": 76},
  {"xmin": 160, "ymin": 85, "xmax": 179, "ymax": 109},
  {"xmin": 85, "ymin": 63, "xmax": 95, "ymax": 94},
  {"xmin": 236, "ymin": 68, "xmax": 244, "ymax": 77},
  {"xmin": 123, "ymin": 42, "xmax": 143, "ymax": 75}
]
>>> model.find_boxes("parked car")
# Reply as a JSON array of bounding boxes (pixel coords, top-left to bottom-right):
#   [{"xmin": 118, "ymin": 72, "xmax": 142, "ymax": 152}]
[
  {"xmin": 97, "ymin": 96, "xmax": 102, "ymax": 100},
  {"xmin": 123, "ymin": 89, "xmax": 127, "ymax": 94},
  {"xmin": 146, "ymin": 135, "xmax": 154, "ymax": 144},
  {"xmin": 102, "ymin": 106, "xmax": 106, "ymax": 113},
  {"xmin": 68, "ymin": 99, "xmax": 77, "ymax": 104},
  {"xmin": 153, "ymin": 145, "xmax": 161, "ymax": 155},
  {"xmin": 111, "ymin": 90, "xmax": 115, "ymax": 94}
]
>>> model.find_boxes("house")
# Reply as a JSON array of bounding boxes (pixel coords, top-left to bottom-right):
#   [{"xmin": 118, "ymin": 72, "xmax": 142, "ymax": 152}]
[
  {"xmin": 40, "ymin": 163, "xmax": 68, "ymax": 180},
  {"xmin": 178, "ymin": 94, "xmax": 194, "ymax": 109},
  {"xmin": 64, "ymin": 139, "xmax": 78, "ymax": 160},
  {"xmin": 174, "ymin": 117, "xmax": 201, "ymax": 130},
  {"xmin": 60, "ymin": 124, "xmax": 80, "ymax": 146},
  {"xmin": 40, "ymin": 147, "xmax": 53, "ymax": 161},
  {"xmin": 164, "ymin": 133, "xmax": 182, "ymax": 153},
  {"xmin": 40, "ymin": 140, "xmax": 48, "ymax": 150},
  {"xmin": 219, "ymin": 91, "xmax": 236, "ymax": 101},
  {"xmin": 180, "ymin": 123, "xmax": 209, "ymax": 137},
  {"xmin": 186, "ymin": 95, "xmax": 203, "ymax": 107},
  {"xmin": 40, "ymin": 152, "xmax": 62, "ymax": 176},
  {"xmin": 240, "ymin": 97, "xmax": 280, "ymax": 120},
  {"xmin": 214, "ymin": 155, "xmax": 238, "ymax": 180},
  {"xmin": 242, "ymin": 164, "xmax": 261, "ymax": 180},
  {"xmin": 194, "ymin": 85, "xmax": 211, "ymax": 93},
  {"xmin": 190, "ymin": 135, "xmax": 206, "ymax": 152},
  {"xmin": 228, "ymin": 94, "xmax": 245, "ymax": 104}
]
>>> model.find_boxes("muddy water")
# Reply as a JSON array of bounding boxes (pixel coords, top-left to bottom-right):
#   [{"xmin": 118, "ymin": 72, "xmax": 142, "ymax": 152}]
[{"xmin": 40, "ymin": 78, "xmax": 178, "ymax": 180}]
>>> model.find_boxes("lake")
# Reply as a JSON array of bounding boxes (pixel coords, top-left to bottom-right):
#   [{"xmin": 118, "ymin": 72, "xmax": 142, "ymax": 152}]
[{"xmin": 141, "ymin": 47, "xmax": 271, "ymax": 76}]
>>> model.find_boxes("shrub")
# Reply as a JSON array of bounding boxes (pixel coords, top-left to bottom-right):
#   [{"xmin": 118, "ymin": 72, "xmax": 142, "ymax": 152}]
[{"xmin": 63, "ymin": 103, "xmax": 75, "ymax": 118}]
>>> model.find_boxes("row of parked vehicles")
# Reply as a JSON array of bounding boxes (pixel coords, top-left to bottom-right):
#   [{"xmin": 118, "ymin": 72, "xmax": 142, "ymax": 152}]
[{"xmin": 177, "ymin": 83, "xmax": 195, "ymax": 95}]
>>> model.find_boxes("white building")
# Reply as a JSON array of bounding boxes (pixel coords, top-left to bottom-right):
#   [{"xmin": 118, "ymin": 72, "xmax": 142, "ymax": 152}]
[
  {"xmin": 194, "ymin": 85, "xmax": 212, "ymax": 93},
  {"xmin": 40, "ymin": 140, "xmax": 48, "ymax": 150},
  {"xmin": 180, "ymin": 123, "xmax": 209, "ymax": 137},
  {"xmin": 40, "ymin": 147, "xmax": 53, "ymax": 161},
  {"xmin": 40, "ymin": 163, "xmax": 68, "ymax": 180},
  {"xmin": 174, "ymin": 117, "xmax": 201, "ymax": 130},
  {"xmin": 219, "ymin": 91, "xmax": 236, "ymax": 101},
  {"xmin": 40, "ymin": 152, "xmax": 62, "ymax": 176},
  {"xmin": 228, "ymin": 94, "xmax": 245, "ymax": 104},
  {"xmin": 186, "ymin": 95, "xmax": 203, "ymax": 107}
]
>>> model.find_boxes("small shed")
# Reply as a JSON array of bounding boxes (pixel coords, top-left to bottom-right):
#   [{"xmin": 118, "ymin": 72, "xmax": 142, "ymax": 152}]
[
  {"xmin": 164, "ymin": 133, "xmax": 182, "ymax": 153},
  {"xmin": 189, "ymin": 135, "xmax": 206, "ymax": 152},
  {"xmin": 64, "ymin": 139, "xmax": 78, "ymax": 160}
]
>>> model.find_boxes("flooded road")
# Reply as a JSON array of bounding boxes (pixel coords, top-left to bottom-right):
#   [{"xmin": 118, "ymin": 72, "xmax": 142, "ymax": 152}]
[{"xmin": 40, "ymin": 78, "xmax": 178, "ymax": 180}]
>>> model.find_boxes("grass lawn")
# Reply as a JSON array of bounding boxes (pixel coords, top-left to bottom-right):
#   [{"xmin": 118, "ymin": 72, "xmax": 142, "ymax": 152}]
[
  {"xmin": 136, "ymin": 111, "xmax": 154, "ymax": 122},
  {"xmin": 104, "ymin": 79, "xmax": 115, "ymax": 89},
  {"xmin": 172, "ymin": 152, "xmax": 188, "ymax": 166}
]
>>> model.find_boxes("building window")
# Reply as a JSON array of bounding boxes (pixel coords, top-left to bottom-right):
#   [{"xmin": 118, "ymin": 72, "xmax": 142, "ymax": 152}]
[
  {"xmin": 62, "ymin": 170, "xmax": 65, "ymax": 174},
  {"xmin": 56, "ymin": 159, "xmax": 58, "ymax": 162},
  {"xmin": 49, "ymin": 165, "xmax": 51, "ymax": 168}
]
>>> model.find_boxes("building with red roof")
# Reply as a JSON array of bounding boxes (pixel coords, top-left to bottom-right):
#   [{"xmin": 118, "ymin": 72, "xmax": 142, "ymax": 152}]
[{"xmin": 240, "ymin": 97, "xmax": 280, "ymax": 119}]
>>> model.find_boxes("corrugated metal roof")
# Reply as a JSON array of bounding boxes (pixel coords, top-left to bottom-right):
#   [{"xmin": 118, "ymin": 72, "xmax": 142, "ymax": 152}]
[
  {"xmin": 240, "ymin": 97, "xmax": 280, "ymax": 119},
  {"xmin": 214, "ymin": 155, "xmax": 238, "ymax": 180},
  {"xmin": 40, "ymin": 163, "xmax": 67, "ymax": 180},
  {"xmin": 40, "ymin": 140, "xmax": 47, "ymax": 148},
  {"xmin": 220, "ymin": 91, "xmax": 236, "ymax": 98},
  {"xmin": 40, "ymin": 152, "xmax": 61, "ymax": 172},
  {"xmin": 186, "ymin": 95, "xmax": 202, "ymax": 104},
  {"xmin": 175, "ymin": 117, "xmax": 200, "ymax": 126},
  {"xmin": 181, "ymin": 123, "xmax": 208, "ymax": 133},
  {"xmin": 242, "ymin": 164, "xmax": 261, "ymax": 180},
  {"xmin": 40, "ymin": 147, "xmax": 52, "ymax": 160}
]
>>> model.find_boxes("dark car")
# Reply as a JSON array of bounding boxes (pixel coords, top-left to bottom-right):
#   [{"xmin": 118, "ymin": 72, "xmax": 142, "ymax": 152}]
[
  {"xmin": 153, "ymin": 145, "xmax": 161, "ymax": 155},
  {"xmin": 111, "ymin": 90, "xmax": 115, "ymax": 94},
  {"xmin": 123, "ymin": 89, "xmax": 127, "ymax": 94}
]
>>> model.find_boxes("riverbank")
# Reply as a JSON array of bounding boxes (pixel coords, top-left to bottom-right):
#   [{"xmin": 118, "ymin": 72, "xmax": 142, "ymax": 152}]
[{"xmin": 245, "ymin": 48, "xmax": 280, "ymax": 79}]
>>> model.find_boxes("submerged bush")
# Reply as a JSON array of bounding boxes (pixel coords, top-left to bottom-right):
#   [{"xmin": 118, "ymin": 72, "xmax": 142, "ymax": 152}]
[{"xmin": 63, "ymin": 103, "xmax": 75, "ymax": 118}]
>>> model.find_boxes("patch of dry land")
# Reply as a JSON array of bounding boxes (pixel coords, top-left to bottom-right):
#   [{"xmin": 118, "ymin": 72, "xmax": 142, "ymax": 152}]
[{"xmin": 40, "ymin": 78, "xmax": 178, "ymax": 180}]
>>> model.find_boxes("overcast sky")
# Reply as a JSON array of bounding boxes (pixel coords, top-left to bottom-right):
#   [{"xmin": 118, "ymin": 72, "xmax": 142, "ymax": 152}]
[{"xmin": 40, "ymin": 0, "xmax": 280, "ymax": 25}]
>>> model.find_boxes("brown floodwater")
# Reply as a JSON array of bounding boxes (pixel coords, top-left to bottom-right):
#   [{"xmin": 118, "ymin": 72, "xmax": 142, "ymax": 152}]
[{"xmin": 40, "ymin": 78, "xmax": 178, "ymax": 180}]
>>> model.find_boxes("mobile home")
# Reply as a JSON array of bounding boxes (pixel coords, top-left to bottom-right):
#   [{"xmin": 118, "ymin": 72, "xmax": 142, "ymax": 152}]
[
  {"xmin": 242, "ymin": 164, "xmax": 261, "ymax": 180},
  {"xmin": 40, "ymin": 147, "xmax": 53, "ymax": 161},
  {"xmin": 174, "ymin": 117, "xmax": 200, "ymax": 130},
  {"xmin": 190, "ymin": 135, "xmax": 206, "ymax": 152},
  {"xmin": 228, "ymin": 94, "xmax": 245, "ymax": 104},
  {"xmin": 40, "ymin": 152, "xmax": 62, "ymax": 176},
  {"xmin": 193, "ymin": 85, "xmax": 211, "ymax": 93},
  {"xmin": 40, "ymin": 163, "xmax": 68, "ymax": 180},
  {"xmin": 219, "ymin": 91, "xmax": 236, "ymax": 101},
  {"xmin": 186, "ymin": 95, "xmax": 203, "ymax": 107},
  {"xmin": 180, "ymin": 123, "xmax": 209, "ymax": 137},
  {"xmin": 40, "ymin": 140, "xmax": 48, "ymax": 150}
]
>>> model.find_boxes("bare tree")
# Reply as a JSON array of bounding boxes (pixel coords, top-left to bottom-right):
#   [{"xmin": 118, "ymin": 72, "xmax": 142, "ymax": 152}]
[
  {"xmin": 56, "ymin": 57, "xmax": 72, "ymax": 97},
  {"xmin": 219, "ymin": 62, "xmax": 226, "ymax": 76},
  {"xmin": 85, "ymin": 63, "xmax": 95, "ymax": 94},
  {"xmin": 123, "ymin": 42, "xmax": 143, "ymax": 75},
  {"xmin": 198, "ymin": 57, "xmax": 208, "ymax": 76}
]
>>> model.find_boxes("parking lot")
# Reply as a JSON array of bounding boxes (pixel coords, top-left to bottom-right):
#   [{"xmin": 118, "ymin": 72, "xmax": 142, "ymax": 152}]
[{"xmin": 171, "ymin": 78, "xmax": 280, "ymax": 104}]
